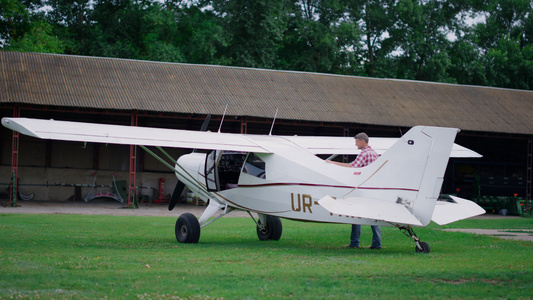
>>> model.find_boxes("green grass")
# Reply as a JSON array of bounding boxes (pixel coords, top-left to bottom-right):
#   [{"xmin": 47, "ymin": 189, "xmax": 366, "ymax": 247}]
[{"xmin": 0, "ymin": 213, "xmax": 532, "ymax": 299}]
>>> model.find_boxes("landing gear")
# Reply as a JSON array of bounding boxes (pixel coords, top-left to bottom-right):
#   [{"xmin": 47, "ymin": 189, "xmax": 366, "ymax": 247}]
[
  {"xmin": 399, "ymin": 226, "xmax": 430, "ymax": 253},
  {"xmin": 256, "ymin": 215, "xmax": 283, "ymax": 241},
  {"xmin": 175, "ymin": 213, "xmax": 201, "ymax": 243},
  {"xmin": 415, "ymin": 241, "xmax": 430, "ymax": 253}
]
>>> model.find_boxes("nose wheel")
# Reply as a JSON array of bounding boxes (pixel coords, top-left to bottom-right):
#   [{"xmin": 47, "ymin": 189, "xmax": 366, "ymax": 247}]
[{"xmin": 399, "ymin": 226, "xmax": 430, "ymax": 253}]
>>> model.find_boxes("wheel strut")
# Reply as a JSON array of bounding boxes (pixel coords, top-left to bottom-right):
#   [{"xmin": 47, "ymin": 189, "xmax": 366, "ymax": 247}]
[{"xmin": 398, "ymin": 226, "xmax": 430, "ymax": 253}]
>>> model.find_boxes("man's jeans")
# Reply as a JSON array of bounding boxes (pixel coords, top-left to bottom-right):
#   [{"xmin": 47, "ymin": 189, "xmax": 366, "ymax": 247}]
[{"xmin": 350, "ymin": 224, "xmax": 381, "ymax": 248}]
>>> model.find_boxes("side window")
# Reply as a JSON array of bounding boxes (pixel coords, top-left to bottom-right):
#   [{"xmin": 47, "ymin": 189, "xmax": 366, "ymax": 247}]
[{"xmin": 243, "ymin": 153, "xmax": 266, "ymax": 179}]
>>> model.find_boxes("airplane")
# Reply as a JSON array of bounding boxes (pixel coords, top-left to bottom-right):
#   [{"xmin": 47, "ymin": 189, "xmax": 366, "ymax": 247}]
[{"xmin": 2, "ymin": 117, "xmax": 485, "ymax": 253}]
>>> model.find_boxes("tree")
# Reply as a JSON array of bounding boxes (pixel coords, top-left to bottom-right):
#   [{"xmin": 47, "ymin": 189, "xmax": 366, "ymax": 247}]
[
  {"xmin": 447, "ymin": 32, "xmax": 487, "ymax": 86},
  {"xmin": 471, "ymin": 0, "xmax": 533, "ymax": 89},
  {"xmin": 386, "ymin": 0, "xmax": 469, "ymax": 82},
  {"xmin": 0, "ymin": 0, "xmax": 32, "ymax": 47},
  {"xmin": 83, "ymin": 0, "xmax": 144, "ymax": 58},
  {"xmin": 4, "ymin": 21, "xmax": 65, "ymax": 53},
  {"xmin": 278, "ymin": 0, "xmax": 361, "ymax": 74},
  {"xmin": 174, "ymin": 6, "xmax": 228, "ymax": 64},
  {"xmin": 1, "ymin": 0, "xmax": 531, "ymax": 90},
  {"xmin": 45, "ymin": 0, "xmax": 93, "ymax": 54},
  {"xmin": 484, "ymin": 37, "xmax": 533, "ymax": 90},
  {"xmin": 137, "ymin": 3, "xmax": 184, "ymax": 62},
  {"xmin": 209, "ymin": 0, "xmax": 289, "ymax": 69},
  {"xmin": 345, "ymin": 0, "xmax": 396, "ymax": 77}
]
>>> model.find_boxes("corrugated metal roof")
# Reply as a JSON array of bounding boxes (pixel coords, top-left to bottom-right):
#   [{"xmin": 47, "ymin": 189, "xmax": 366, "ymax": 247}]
[{"xmin": 1, "ymin": 51, "xmax": 532, "ymax": 134}]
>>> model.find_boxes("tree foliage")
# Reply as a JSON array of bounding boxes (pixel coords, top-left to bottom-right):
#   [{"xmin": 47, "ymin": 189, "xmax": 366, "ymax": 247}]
[{"xmin": 1, "ymin": 0, "xmax": 532, "ymax": 90}]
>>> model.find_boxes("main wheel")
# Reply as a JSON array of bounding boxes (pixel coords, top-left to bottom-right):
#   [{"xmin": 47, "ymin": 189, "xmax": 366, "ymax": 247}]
[
  {"xmin": 256, "ymin": 215, "xmax": 282, "ymax": 241},
  {"xmin": 415, "ymin": 241, "xmax": 430, "ymax": 253},
  {"xmin": 175, "ymin": 213, "xmax": 201, "ymax": 243}
]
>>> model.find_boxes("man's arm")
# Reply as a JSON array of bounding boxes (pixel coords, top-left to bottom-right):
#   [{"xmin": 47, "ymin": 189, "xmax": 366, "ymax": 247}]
[{"xmin": 326, "ymin": 160, "xmax": 352, "ymax": 168}]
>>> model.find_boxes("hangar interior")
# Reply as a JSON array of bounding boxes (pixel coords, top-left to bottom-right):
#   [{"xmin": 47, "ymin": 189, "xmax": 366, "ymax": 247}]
[{"xmin": 1, "ymin": 51, "xmax": 532, "ymax": 214}]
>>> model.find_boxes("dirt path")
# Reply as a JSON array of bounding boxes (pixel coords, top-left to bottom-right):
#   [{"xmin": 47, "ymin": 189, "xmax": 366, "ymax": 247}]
[
  {"xmin": 0, "ymin": 200, "xmax": 249, "ymax": 218},
  {"xmin": 441, "ymin": 229, "xmax": 533, "ymax": 242}
]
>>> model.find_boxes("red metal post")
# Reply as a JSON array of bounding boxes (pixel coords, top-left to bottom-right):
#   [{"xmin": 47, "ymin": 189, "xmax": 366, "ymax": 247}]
[
  {"xmin": 128, "ymin": 111, "xmax": 138, "ymax": 208},
  {"xmin": 10, "ymin": 104, "xmax": 20, "ymax": 206}
]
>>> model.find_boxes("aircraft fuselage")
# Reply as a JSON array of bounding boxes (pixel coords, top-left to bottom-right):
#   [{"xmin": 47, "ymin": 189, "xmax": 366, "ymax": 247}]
[{"xmin": 177, "ymin": 150, "xmax": 396, "ymax": 226}]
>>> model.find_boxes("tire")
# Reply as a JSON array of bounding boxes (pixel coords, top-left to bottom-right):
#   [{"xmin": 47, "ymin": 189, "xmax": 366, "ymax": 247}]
[
  {"xmin": 415, "ymin": 241, "xmax": 430, "ymax": 253},
  {"xmin": 256, "ymin": 215, "xmax": 282, "ymax": 241},
  {"xmin": 175, "ymin": 213, "xmax": 201, "ymax": 243}
]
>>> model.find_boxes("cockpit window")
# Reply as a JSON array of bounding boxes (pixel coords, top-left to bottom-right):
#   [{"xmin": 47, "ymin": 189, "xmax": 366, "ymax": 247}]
[{"xmin": 243, "ymin": 153, "xmax": 266, "ymax": 179}]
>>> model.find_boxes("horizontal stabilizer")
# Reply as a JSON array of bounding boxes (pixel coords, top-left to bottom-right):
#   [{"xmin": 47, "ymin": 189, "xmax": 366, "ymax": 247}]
[
  {"xmin": 431, "ymin": 196, "xmax": 486, "ymax": 225},
  {"xmin": 284, "ymin": 136, "xmax": 482, "ymax": 158},
  {"xmin": 318, "ymin": 196, "xmax": 422, "ymax": 226}
]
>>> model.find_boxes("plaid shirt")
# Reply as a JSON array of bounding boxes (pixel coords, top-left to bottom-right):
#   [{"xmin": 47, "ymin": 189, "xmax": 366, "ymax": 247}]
[{"xmin": 350, "ymin": 146, "xmax": 379, "ymax": 168}]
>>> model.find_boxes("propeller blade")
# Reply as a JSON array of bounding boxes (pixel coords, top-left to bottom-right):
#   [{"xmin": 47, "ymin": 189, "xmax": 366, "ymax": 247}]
[
  {"xmin": 168, "ymin": 181, "xmax": 185, "ymax": 211},
  {"xmin": 200, "ymin": 114, "xmax": 211, "ymax": 132},
  {"xmin": 192, "ymin": 115, "xmax": 212, "ymax": 154}
]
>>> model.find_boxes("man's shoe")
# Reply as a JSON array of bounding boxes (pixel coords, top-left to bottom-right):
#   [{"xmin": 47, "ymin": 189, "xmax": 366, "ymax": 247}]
[
  {"xmin": 345, "ymin": 244, "xmax": 360, "ymax": 249},
  {"xmin": 369, "ymin": 246, "xmax": 381, "ymax": 250}
]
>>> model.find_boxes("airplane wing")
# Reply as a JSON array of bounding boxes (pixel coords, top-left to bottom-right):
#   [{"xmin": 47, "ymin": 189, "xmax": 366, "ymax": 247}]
[
  {"xmin": 3, "ymin": 118, "xmax": 481, "ymax": 158},
  {"xmin": 284, "ymin": 136, "xmax": 482, "ymax": 158},
  {"xmin": 431, "ymin": 196, "xmax": 486, "ymax": 225},
  {"xmin": 318, "ymin": 195, "xmax": 423, "ymax": 226},
  {"xmin": 1, "ymin": 118, "xmax": 271, "ymax": 153}
]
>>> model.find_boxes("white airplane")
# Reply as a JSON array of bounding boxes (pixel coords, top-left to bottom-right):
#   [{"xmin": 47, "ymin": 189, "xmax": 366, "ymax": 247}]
[{"xmin": 2, "ymin": 117, "xmax": 485, "ymax": 253}]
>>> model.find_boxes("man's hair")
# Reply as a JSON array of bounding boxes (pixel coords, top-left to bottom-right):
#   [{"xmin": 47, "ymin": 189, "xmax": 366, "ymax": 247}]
[{"xmin": 354, "ymin": 132, "xmax": 369, "ymax": 143}]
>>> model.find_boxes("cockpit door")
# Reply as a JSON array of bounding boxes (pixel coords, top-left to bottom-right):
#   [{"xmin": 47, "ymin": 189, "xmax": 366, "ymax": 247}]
[{"xmin": 205, "ymin": 150, "xmax": 221, "ymax": 191}]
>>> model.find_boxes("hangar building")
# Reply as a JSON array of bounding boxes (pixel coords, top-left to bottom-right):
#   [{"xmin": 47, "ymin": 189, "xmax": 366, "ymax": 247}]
[{"xmin": 1, "ymin": 51, "xmax": 532, "ymax": 211}]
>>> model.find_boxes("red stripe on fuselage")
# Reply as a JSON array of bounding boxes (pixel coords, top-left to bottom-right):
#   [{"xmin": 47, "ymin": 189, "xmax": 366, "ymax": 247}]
[{"xmin": 237, "ymin": 182, "xmax": 418, "ymax": 192}]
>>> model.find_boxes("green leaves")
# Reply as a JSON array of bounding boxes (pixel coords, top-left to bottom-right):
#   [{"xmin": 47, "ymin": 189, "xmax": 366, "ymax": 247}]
[
  {"xmin": 1, "ymin": 0, "xmax": 532, "ymax": 90},
  {"xmin": 4, "ymin": 21, "xmax": 65, "ymax": 53}
]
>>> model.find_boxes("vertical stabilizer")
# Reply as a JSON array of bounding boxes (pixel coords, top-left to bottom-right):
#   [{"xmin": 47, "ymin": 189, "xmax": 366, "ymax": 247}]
[{"xmin": 410, "ymin": 127, "xmax": 459, "ymax": 225}]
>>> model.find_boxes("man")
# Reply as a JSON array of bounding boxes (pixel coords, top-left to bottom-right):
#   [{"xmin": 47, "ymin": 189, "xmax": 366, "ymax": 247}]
[{"xmin": 326, "ymin": 132, "xmax": 381, "ymax": 249}]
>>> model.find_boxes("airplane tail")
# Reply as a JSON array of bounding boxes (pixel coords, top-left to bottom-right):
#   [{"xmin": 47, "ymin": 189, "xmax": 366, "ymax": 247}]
[
  {"xmin": 397, "ymin": 126, "xmax": 459, "ymax": 225},
  {"xmin": 320, "ymin": 126, "xmax": 484, "ymax": 226}
]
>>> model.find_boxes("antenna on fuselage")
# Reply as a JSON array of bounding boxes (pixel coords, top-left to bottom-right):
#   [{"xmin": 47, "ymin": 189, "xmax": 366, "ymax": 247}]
[
  {"xmin": 269, "ymin": 108, "xmax": 279, "ymax": 136},
  {"xmin": 218, "ymin": 104, "xmax": 228, "ymax": 133}
]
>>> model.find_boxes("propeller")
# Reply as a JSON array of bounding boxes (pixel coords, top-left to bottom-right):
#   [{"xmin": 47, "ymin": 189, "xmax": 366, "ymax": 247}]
[
  {"xmin": 199, "ymin": 114, "xmax": 211, "ymax": 132},
  {"xmin": 168, "ymin": 114, "xmax": 211, "ymax": 211},
  {"xmin": 168, "ymin": 181, "xmax": 185, "ymax": 211}
]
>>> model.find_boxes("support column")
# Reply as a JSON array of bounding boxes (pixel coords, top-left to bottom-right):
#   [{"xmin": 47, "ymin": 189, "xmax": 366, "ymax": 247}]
[
  {"xmin": 343, "ymin": 127, "xmax": 350, "ymax": 163},
  {"xmin": 128, "ymin": 111, "xmax": 138, "ymax": 208},
  {"xmin": 241, "ymin": 119, "xmax": 247, "ymax": 134},
  {"xmin": 10, "ymin": 104, "xmax": 20, "ymax": 206},
  {"xmin": 527, "ymin": 139, "xmax": 532, "ymax": 215}
]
